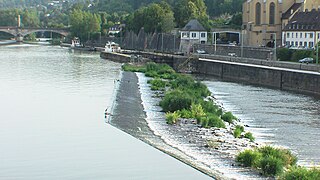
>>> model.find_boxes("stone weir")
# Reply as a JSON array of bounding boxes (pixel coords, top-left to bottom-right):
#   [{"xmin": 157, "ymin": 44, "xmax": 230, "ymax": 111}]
[{"xmin": 100, "ymin": 51, "xmax": 320, "ymax": 96}]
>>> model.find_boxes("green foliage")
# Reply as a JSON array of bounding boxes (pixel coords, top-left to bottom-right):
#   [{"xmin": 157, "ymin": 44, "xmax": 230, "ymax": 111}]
[
  {"xmin": 190, "ymin": 103, "xmax": 206, "ymax": 120},
  {"xmin": 260, "ymin": 156, "xmax": 284, "ymax": 176},
  {"xmin": 280, "ymin": 166, "xmax": 320, "ymax": 180},
  {"xmin": 236, "ymin": 146, "xmax": 298, "ymax": 177},
  {"xmin": 233, "ymin": 125, "xmax": 243, "ymax": 138},
  {"xmin": 122, "ymin": 63, "xmax": 146, "ymax": 72},
  {"xmin": 176, "ymin": 109, "xmax": 193, "ymax": 119},
  {"xmin": 291, "ymin": 50, "xmax": 313, "ymax": 62},
  {"xmin": 221, "ymin": 111, "xmax": 236, "ymax": 124},
  {"xmin": 166, "ymin": 111, "xmax": 181, "ymax": 124},
  {"xmin": 69, "ymin": 9, "xmax": 101, "ymax": 42},
  {"xmin": 160, "ymin": 89, "xmax": 194, "ymax": 112},
  {"xmin": 277, "ymin": 48, "xmax": 293, "ymax": 61},
  {"xmin": 126, "ymin": 2, "xmax": 175, "ymax": 33},
  {"xmin": 148, "ymin": 78, "xmax": 167, "ymax": 91},
  {"xmin": 173, "ymin": 0, "xmax": 209, "ymax": 28},
  {"xmin": 244, "ymin": 132, "xmax": 255, "ymax": 142},
  {"xmin": 236, "ymin": 149, "xmax": 261, "ymax": 167}
]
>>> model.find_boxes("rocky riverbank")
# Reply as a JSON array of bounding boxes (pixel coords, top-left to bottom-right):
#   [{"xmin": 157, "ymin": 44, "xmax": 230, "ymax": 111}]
[{"xmin": 111, "ymin": 71, "xmax": 265, "ymax": 179}]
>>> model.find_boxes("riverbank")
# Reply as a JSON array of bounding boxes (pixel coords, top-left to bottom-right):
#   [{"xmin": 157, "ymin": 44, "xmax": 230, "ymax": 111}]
[{"xmin": 110, "ymin": 71, "xmax": 265, "ymax": 179}]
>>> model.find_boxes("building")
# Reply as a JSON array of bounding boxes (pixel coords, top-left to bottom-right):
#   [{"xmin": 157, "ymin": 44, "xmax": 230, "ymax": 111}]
[
  {"xmin": 282, "ymin": 9, "xmax": 320, "ymax": 48},
  {"xmin": 242, "ymin": 0, "xmax": 320, "ymax": 47},
  {"xmin": 108, "ymin": 24, "xmax": 125, "ymax": 37},
  {"xmin": 180, "ymin": 19, "xmax": 207, "ymax": 54}
]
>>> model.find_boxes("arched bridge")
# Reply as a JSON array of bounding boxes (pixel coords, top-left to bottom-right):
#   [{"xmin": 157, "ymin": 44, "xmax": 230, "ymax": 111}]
[{"xmin": 0, "ymin": 26, "xmax": 70, "ymax": 41}]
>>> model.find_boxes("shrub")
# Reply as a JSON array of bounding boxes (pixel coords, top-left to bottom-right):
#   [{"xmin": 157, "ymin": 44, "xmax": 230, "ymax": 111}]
[
  {"xmin": 233, "ymin": 125, "xmax": 244, "ymax": 138},
  {"xmin": 291, "ymin": 49, "xmax": 312, "ymax": 62},
  {"xmin": 122, "ymin": 63, "xmax": 146, "ymax": 72},
  {"xmin": 176, "ymin": 109, "xmax": 193, "ymax": 119},
  {"xmin": 191, "ymin": 103, "xmax": 206, "ymax": 120},
  {"xmin": 277, "ymin": 48, "xmax": 293, "ymax": 61},
  {"xmin": 260, "ymin": 156, "xmax": 284, "ymax": 176},
  {"xmin": 258, "ymin": 146, "xmax": 297, "ymax": 167},
  {"xmin": 200, "ymin": 100, "xmax": 220, "ymax": 114},
  {"xmin": 236, "ymin": 149, "xmax": 261, "ymax": 167},
  {"xmin": 160, "ymin": 90, "xmax": 193, "ymax": 112},
  {"xmin": 244, "ymin": 132, "xmax": 255, "ymax": 142},
  {"xmin": 148, "ymin": 78, "xmax": 167, "ymax": 91},
  {"xmin": 206, "ymin": 114, "xmax": 225, "ymax": 128},
  {"xmin": 221, "ymin": 112, "xmax": 237, "ymax": 124},
  {"xmin": 280, "ymin": 166, "xmax": 320, "ymax": 180},
  {"xmin": 166, "ymin": 112, "xmax": 180, "ymax": 125},
  {"xmin": 233, "ymin": 128, "xmax": 242, "ymax": 138},
  {"xmin": 145, "ymin": 70, "xmax": 159, "ymax": 78}
]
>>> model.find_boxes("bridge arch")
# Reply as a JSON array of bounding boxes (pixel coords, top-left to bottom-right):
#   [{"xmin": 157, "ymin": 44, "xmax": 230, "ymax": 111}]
[{"xmin": 21, "ymin": 29, "xmax": 69, "ymax": 37}]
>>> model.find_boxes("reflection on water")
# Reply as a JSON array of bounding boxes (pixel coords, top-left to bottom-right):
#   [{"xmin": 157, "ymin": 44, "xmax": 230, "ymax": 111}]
[
  {"xmin": 203, "ymin": 77, "xmax": 320, "ymax": 166},
  {"xmin": 0, "ymin": 45, "xmax": 211, "ymax": 179}
]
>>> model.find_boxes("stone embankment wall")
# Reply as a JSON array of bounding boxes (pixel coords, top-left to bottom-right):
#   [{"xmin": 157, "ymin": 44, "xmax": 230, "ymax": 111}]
[
  {"xmin": 196, "ymin": 59, "xmax": 320, "ymax": 96},
  {"xmin": 195, "ymin": 54, "xmax": 320, "ymax": 73},
  {"xmin": 100, "ymin": 52, "xmax": 131, "ymax": 63}
]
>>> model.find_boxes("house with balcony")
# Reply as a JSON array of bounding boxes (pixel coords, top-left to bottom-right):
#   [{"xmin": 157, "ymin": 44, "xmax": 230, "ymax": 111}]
[{"xmin": 180, "ymin": 19, "xmax": 207, "ymax": 54}]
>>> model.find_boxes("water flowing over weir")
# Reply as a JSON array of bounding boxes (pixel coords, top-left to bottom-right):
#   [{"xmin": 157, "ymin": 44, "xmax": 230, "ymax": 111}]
[
  {"xmin": 111, "ymin": 71, "xmax": 264, "ymax": 179},
  {"xmin": 202, "ymin": 77, "xmax": 320, "ymax": 167}
]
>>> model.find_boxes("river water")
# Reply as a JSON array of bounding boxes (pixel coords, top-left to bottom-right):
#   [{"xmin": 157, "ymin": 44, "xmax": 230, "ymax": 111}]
[
  {"xmin": 0, "ymin": 44, "xmax": 211, "ymax": 179},
  {"xmin": 203, "ymin": 77, "xmax": 320, "ymax": 166}
]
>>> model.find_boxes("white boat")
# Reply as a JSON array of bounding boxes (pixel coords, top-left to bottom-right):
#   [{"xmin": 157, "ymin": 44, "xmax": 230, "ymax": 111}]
[
  {"xmin": 71, "ymin": 37, "xmax": 82, "ymax": 48},
  {"xmin": 105, "ymin": 41, "xmax": 121, "ymax": 52}
]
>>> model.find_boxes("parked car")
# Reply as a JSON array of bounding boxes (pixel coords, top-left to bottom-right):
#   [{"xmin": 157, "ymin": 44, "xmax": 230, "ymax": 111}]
[
  {"xmin": 196, "ymin": 49, "xmax": 206, "ymax": 54},
  {"xmin": 298, "ymin": 57, "xmax": 314, "ymax": 63}
]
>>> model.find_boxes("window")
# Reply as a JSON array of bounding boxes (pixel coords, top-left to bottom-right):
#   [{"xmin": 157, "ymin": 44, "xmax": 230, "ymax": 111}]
[
  {"xmin": 310, "ymin": 42, "xmax": 314, "ymax": 47},
  {"xmin": 287, "ymin": 33, "xmax": 290, "ymax": 38},
  {"xmin": 318, "ymin": 33, "xmax": 320, "ymax": 39},
  {"xmin": 201, "ymin": 33, "xmax": 206, "ymax": 38},
  {"xmin": 296, "ymin": 33, "xmax": 298, "ymax": 38},
  {"xmin": 300, "ymin": 33, "xmax": 303, "ymax": 38},
  {"xmin": 299, "ymin": 41, "xmax": 303, "ymax": 46},
  {"xmin": 182, "ymin": 32, "xmax": 189, "ymax": 38},
  {"xmin": 291, "ymin": 41, "xmax": 294, "ymax": 46},
  {"xmin": 191, "ymin": 33, "xmax": 196, "ymax": 38},
  {"xmin": 310, "ymin": 33, "xmax": 313, "ymax": 38},
  {"xmin": 269, "ymin": 2, "xmax": 275, "ymax": 25},
  {"xmin": 304, "ymin": 42, "xmax": 307, "ymax": 47},
  {"xmin": 256, "ymin": 3, "xmax": 261, "ymax": 25},
  {"xmin": 292, "ymin": 33, "xmax": 294, "ymax": 38},
  {"xmin": 305, "ymin": 33, "xmax": 307, "ymax": 38},
  {"xmin": 295, "ymin": 41, "xmax": 298, "ymax": 46}
]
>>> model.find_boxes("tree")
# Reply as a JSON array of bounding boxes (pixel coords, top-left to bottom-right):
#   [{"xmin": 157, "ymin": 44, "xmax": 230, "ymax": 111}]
[
  {"xmin": 126, "ymin": 2, "xmax": 175, "ymax": 33},
  {"xmin": 173, "ymin": 0, "xmax": 209, "ymax": 28},
  {"xmin": 69, "ymin": 9, "xmax": 101, "ymax": 41}
]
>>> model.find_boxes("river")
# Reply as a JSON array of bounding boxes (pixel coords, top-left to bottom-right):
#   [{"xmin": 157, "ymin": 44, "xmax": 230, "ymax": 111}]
[
  {"xmin": 203, "ymin": 77, "xmax": 320, "ymax": 166},
  {"xmin": 0, "ymin": 44, "xmax": 211, "ymax": 179}
]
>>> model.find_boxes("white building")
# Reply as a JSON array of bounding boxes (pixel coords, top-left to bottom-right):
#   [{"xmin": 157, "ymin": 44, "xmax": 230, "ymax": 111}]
[
  {"xmin": 282, "ymin": 9, "xmax": 320, "ymax": 49},
  {"xmin": 180, "ymin": 19, "xmax": 207, "ymax": 54}
]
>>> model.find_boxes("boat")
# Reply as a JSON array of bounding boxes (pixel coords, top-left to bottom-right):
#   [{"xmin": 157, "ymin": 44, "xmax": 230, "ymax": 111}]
[
  {"xmin": 70, "ymin": 37, "xmax": 96, "ymax": 51},
  {"xmin": 105, "ymin": 41, "xmax": 121, "ymax": 53}
]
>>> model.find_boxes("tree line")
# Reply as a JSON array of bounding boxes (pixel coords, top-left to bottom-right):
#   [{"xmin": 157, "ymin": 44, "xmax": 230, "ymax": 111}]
[{"xmin": 0, "ymin": 0, "xmax": 243, "ymax": 42}]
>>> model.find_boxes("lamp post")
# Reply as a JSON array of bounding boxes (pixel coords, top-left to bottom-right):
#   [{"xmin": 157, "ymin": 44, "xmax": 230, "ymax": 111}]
[
  {"xmin": 271, "ymin": 33, "xmax": 277, "ymax": 61},
  {"xmin": 241, "ymin": 30, "xmax": 244, "ymax": 57},
  {"xmin": 316, "ymin": 42, "xmax": 319, "ymax": 64}
]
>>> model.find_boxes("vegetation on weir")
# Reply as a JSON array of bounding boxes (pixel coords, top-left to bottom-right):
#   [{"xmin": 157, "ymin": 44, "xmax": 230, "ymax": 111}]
[
  {"xmin": 123, "ymin": 62, "xmax": 320, "ymax": 179},
  {"xmin": 236, "ymin": 146, "xmax": 298, "ymax": 177},
  {"xmin": 122, "ymin": 62, "xmax": 251, "ymax": 132}
]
